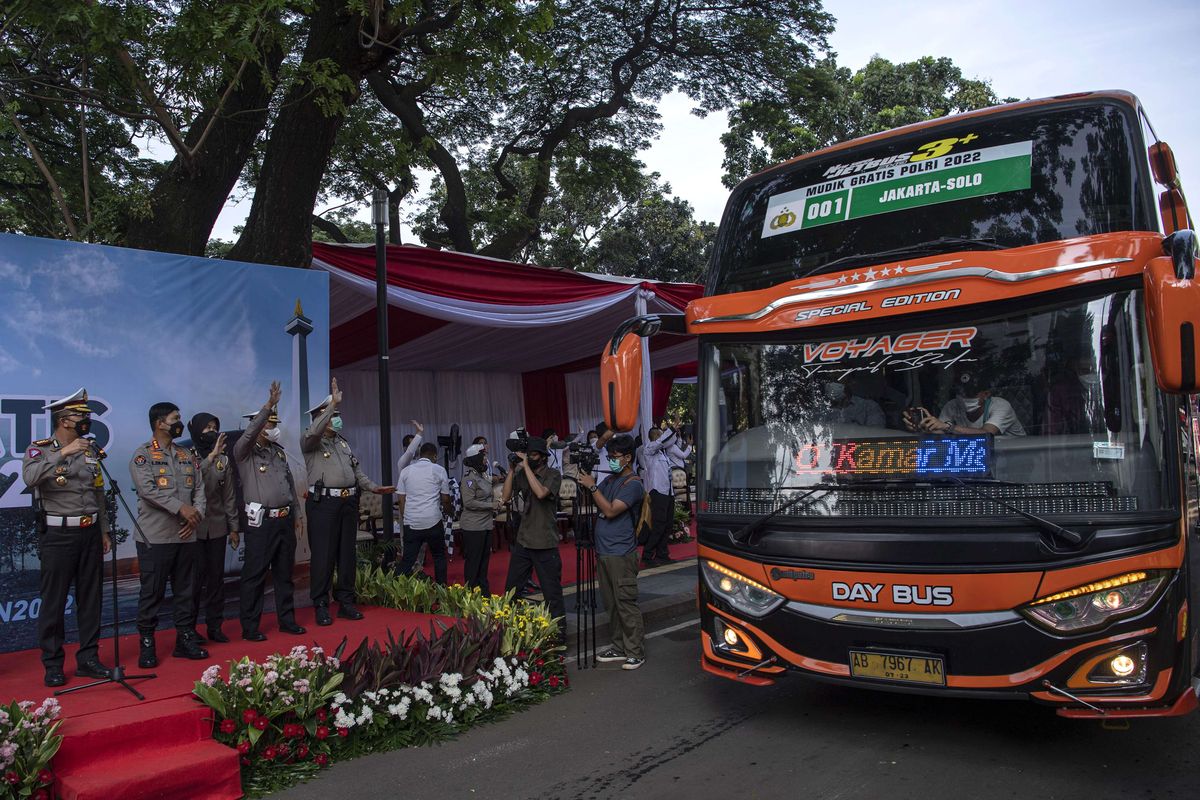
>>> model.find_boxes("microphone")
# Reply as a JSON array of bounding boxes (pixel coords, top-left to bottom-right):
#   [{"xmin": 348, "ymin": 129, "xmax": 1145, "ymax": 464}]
[{"xmin": 84, "ymin": 436, "xmax": 107, "ymax": 458}]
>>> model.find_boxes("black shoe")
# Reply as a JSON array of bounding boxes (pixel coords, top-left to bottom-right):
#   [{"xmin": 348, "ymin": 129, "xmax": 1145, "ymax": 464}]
[
  {"xmin": 75, "ymin": 660, "xmax": 112, "ymax": 679},
  {"xmin": 44, "ymin": 667, "xmax": 66, "ymax": 688},
  {"xmin": 173, "ymin": 632, "xmax": 209, "ymax": 660},
  {"xmin": 138, "ymin": 634, "xmax": 158, "ymax": 668},
  {"xmin": 206, "ymin": 625, "xmax": 230, "ymax": 644},
  {"xmin": 337, "ymin": 604, "xmax": 364, "ymax": 621},
  {"xmin": 279, "ymin": 622, "xmax": 307, "ymax": 635},
  {"xmin": 242, "ymin": 631, "xmax": 267, "ymax": 642},
  {"xmin": 190, "ymin": 628, "xmax": 207, "ymax": 645},
  {"xmin": 315, "ymin": 606, "xmax": 333, "ymax": 626}
]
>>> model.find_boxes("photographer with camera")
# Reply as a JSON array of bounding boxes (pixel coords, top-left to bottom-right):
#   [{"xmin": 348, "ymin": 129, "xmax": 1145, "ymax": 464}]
[
  {"xmin": 577, "ymin": 434, "xmax": 646, "ymax": 670},
  {"xmin": 501, "ymin": 433, "xmax": 566, "ymax": 637}
]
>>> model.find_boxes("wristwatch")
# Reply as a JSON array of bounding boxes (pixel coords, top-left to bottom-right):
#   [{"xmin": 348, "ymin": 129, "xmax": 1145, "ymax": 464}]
[{"xmin": 588, "ymin": 484, "xmax": 601, "ymax": 493}]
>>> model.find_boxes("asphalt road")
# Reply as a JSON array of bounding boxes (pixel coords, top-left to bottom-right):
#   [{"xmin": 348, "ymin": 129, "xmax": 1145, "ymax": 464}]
[{"xmin": 279, "ymin": 613, "xmax": 1199, "ymax": 800}]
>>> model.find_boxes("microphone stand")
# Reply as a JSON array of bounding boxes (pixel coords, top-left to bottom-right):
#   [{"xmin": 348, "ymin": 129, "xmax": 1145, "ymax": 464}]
[{"xmin": 56, "ymin": 456, "xmax": 157, "ymax": 700}]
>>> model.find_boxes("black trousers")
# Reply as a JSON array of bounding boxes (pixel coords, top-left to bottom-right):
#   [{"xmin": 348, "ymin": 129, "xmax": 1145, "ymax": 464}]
[
  {"xmin": 239, "ymin": 515, "xmax": 296, "ymax": 634},
  {"xmin": 307, "ymin": 496, "xmax": 359, "ymax": 607},
  {"xmin": 398, "ymin": 524, "xmax": 446, "ymax": 584},
  {"xmin": 38, "ymin": 523, "xmax": 103, "ymax": 669},
  {"xmin": 504, "ymin": 543, "xmax": 565, "ymax": 636},
  {"xmin": 136, "ymin": 540, "xmax": 198, "ymax": 633},
  {"xmin": 460, "ymin": 528, "xmax": 491, "ymax": 595},
  {"xmin": 191, "ymin": 535, "xmax": 228, "ymax": 628},
  {"xmin": 641, "ymin": 490, "xmax": 674, "ymax": 561}
]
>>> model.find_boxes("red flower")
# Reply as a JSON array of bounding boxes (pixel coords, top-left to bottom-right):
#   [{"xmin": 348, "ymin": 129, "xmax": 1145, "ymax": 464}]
[
  {"xmin": 529, "ymin": 671, "xmax": 543, "ymax": 686},
  {"xmin": 253, "ymin": 717, "xmax": 269, "ymax": 731},
  {"xmin": 262, "ymin": 745, "xmax": 278, "ymax": 761},
  {"xmin": 277, "ymin": 743, "xmax": 291, "ymax": 756},
  {"xmin": 4, "ymin": 772, "xmax": 18, "ymax": 785},
  {"xmin": 535, "ymin": 658, "xmax": 545, "ymax": 667},
  {"xmin": 237, "ymin": 740, "xmax": 251, "ymax": 755},
  {"xmin": 37, "ymin": 769, "xmax": 53, "ymax": 785},
  {"xmin": 549, "ymin": 675, "xmax": 560, "ymax": 688},
  {"xmin": 33, "ymin": 790, "xmax": 49, "ymax": 800},
  {"xmin": 241, "ymin": 709, "xmax": 258, "ymax": 724},
  {"xmin": 296, "ymin": 745, "xmax": 310, "ymax": 759},
  {"xmin": 337, "ymin": 727, "xmax": 349, "ymax": 737},
  {"xmin": 517, "ymin": 650, "xmax": 527, "ymax": 660},
  {"xmin": 315, "ymin": 708, "xmax": 328, "ymax": 722},
  {"xmin": 315, "ymin": 725, "xmax": 330, "ymax": 740},
  {"xmin": 533, "ymin": 648, "xmax": 542, "ymax": 656},
  {"xmin": 219, "ymin": 719, "xmax": 237, "ymax": 735},
  {"xmin": 315, "ymin": 753, "xmax": 330, "ymax": 767}
]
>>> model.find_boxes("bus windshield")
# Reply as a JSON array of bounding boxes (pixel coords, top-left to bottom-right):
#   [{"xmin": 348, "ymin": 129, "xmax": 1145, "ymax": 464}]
[
  {"xmin": 710, "ymin": 101, "xmax": 1154, "ymax": 294},
  {"xmin": 701, "ymin": 290, "xmax": 1172, "ymax": 519}
]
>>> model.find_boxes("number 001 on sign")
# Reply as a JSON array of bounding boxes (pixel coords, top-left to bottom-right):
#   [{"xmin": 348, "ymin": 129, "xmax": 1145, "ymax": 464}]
[{"xmin": 849, "ymin": 650, "xmax": 946, "ymax": 686}]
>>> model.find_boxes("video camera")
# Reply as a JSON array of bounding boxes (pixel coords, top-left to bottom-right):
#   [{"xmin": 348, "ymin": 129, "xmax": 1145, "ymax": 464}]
[
  {"xmin": 568, "ymin": 441, "xmax": 599, "ymax": 473},
  {"xmin": 505, "ymin": 427, "xmax": 529, "ymax": 464}
]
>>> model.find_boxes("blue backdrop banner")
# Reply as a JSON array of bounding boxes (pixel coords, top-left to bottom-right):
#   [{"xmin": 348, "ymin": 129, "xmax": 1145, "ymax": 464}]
[{"xmin": 0, "ymin": 234, "xmax": 329, "ymax": 654}]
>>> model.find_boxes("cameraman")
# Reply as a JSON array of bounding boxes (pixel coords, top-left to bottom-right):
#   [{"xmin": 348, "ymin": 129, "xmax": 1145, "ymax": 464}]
[
  {"xmin": 578, "ymin": 435, "xmax": 646, "ymax": 670},
  {"xmin": 501, "ymin": 435, "xmax": 565, "ymax": 636}
]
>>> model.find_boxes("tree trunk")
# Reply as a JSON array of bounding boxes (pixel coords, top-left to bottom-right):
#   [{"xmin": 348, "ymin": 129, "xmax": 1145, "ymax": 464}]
[
  {"xmin": 124, "ymin": 41, "xmax": 285, "ymax": 255},
  {"xmin": 227, "ymin": 1, "xmax": 394, "ymax": 267}
]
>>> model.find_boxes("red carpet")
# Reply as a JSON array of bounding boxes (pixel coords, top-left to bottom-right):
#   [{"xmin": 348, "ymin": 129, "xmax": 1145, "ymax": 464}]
[
  {"xmin": 425, "ymin": 537, "xmax": 699, "ymax": 588},
  {"xmin": 0, "ymin": 606, "xmax": 442, "ymax": 800}
]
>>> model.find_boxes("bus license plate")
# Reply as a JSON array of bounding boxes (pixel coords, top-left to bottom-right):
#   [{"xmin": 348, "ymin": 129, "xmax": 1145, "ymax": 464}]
[{"xmin": 849, "ymin": 650, "xmax": 945, "ymax": 686}]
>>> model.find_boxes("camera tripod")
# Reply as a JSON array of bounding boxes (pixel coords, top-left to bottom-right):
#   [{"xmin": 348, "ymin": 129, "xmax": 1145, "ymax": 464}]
[
  {"xmin": 56, "ymin": 456, "xmax": 157, "ymax": 700},
  {"xmin": 572, "ymin": 487, "xmax": 599, "ymax": 669}
]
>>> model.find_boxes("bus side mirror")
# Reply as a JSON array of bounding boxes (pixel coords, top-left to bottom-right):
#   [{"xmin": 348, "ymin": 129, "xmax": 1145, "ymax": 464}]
[
  {"xmin": 601, "ymin": 330, "xmax": 644, "ymax": 432},
  {"xmin": 1144, "ymin": 230, "xmax": 1200, "ymax": 393}
]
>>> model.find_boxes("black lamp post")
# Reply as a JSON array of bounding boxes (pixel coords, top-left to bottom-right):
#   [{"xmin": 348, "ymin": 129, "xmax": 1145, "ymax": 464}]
[{"xmin": 373, "ymin": 188, "xmax": 395, "ymax": 547}]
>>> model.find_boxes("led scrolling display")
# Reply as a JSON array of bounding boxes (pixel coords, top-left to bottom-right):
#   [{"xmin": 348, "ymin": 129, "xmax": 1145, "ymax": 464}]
[{"xmin": 793, "ymin": 436, "xmax": 992, "ymax": 479}]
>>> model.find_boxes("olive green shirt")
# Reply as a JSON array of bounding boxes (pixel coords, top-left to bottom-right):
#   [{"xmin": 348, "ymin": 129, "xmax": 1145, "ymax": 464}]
[{"xmin": 512, "ymin": 464, "xmax": 562, "ymax": 550}]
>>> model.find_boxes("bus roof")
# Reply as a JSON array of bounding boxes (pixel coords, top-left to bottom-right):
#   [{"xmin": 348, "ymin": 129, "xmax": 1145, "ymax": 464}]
[{"xmin": 743, "ymin": 89, "xmax": 1142, "ymax": 187}]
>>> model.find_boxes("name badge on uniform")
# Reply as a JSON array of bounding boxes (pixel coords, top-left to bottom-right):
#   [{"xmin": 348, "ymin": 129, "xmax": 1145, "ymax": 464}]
[{"xmin": 85, "ymin": 456, "xmax": 98, "ymax": 465}]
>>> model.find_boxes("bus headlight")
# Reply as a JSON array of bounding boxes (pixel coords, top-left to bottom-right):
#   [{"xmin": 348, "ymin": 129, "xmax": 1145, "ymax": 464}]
[
  {"xmin": 701, "ymin": 560, "xmax": 785, "ymax": 618},
  {"xmin": 1020, "ymin": 571, "xmax": 1167, "ymax": 633}
]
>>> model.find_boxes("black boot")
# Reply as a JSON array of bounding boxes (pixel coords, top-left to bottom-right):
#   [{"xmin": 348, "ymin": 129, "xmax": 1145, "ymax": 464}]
[
  {"xmin": 138, "ymin": 631, "xmax": 158, "ymax": 669},
  {"xmin": 173, "ymin": 630, "xmax": 209, "ymax": 660},
  {"xmin": 206, "ymin": 623, "xmax": 230, "ymax": 643}
]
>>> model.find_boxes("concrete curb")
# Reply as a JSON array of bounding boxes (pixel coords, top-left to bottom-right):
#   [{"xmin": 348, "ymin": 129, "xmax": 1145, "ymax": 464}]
[{"xmin": 563, "ymin": 560, "xmax": 698, "ymax": 651}]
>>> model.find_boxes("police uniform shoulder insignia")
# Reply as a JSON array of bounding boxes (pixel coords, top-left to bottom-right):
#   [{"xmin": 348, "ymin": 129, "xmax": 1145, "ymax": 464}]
[
  {"xmin": 26, "ymin": 446, "xmax": 42, "ymax": 459},
  {"xmin": 340, "ymin": 441, "xmax": 348, "ymax": 450},
  {"xmin": 134, "ymin": 454, "xmax": 147, "ymax": 466}
]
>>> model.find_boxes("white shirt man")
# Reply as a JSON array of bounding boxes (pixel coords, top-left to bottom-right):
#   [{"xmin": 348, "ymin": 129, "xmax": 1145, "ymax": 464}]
[{"xmin": 397, "ymin": 455, "xmax": 449, "ymax": 528}]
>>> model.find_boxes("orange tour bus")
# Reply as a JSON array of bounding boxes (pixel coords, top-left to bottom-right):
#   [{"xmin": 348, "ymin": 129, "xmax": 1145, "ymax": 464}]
[{"xmin": 601, "ymin": 91, "xmax": 1200, "ymax": 717}]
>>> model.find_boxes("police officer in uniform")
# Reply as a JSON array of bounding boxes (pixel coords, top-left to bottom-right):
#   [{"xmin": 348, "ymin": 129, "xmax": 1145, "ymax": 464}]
[
  {"xmin": 22, "ymin": 389, "xmax": 113, "ymax": 687},
  {"xmin": 129, "ymin": 401, "xmax": 209, "ymax": 667},
  {"xmin": 302, "ymin": 378, "xmax": 393, "ymax": 626},
  {"xmin": 234, "ymin": 381, "xmax": 306, "ymax": 641},
  {"xmin": 187, "ymin": 413, "xmax": 239, "ymax": 643}
]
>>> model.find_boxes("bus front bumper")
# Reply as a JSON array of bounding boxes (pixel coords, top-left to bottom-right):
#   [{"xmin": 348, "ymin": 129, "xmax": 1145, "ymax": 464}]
[{"xmin": 698, "ymin": 577, "xmax": 1198, "ymax": 718}]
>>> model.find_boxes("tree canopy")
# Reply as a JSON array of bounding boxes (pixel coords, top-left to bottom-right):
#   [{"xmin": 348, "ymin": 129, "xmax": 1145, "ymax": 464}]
[{"xmin": 1, "ymin": 1, "xmax": 1007, "ymax": 279}]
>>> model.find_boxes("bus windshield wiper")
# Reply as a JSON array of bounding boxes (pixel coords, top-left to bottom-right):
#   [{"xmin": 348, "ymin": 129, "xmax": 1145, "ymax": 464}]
[
  {"xmin": 728, "ymin": 481, "xmax": 914, "ymax": 546},
  {"xmin": 947, "ymin": 477, "xmax": 1084, "ymax": 547},
  {"xmin": 817, "ymin": 236, "xmax": 1006, "ymax": 274}
]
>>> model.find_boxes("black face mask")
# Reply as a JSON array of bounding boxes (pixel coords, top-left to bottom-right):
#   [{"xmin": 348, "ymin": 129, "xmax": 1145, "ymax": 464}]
[
  {"xmin": 465, "ymin": 455, "xmax": 485, "ymax": 472},
  {"xmin": 168, "ymin": 421, "xmax": 184, "ymax": 440},
  {"xmin": 73, "ymin": 418, "xmax": 92, "ymax": 437},
  {"xmin": 195, "ymin": 430, "xmax": 219, "ymax": 452},
  {"xmin": 527, "ymin": 455, "xmax": 544, "ymax": 469}
]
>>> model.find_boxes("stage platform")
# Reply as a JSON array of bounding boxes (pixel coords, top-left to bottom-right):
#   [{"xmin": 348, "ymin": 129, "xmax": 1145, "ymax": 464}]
[{"xmin": 0, "ymin": 606, "xmax": 440, "ymax": 800}]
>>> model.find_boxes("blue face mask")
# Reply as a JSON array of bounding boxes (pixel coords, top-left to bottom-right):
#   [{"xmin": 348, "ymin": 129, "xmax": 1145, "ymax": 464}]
[
  {"xmin": 608, "ymin": 457, "xmax": 622, "ymax": 472},
  {"xmin": 331, "ymin": 416, "xmax": 343, "ymax": 432}
]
